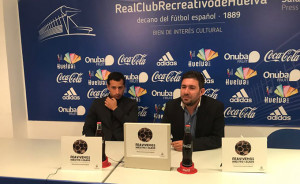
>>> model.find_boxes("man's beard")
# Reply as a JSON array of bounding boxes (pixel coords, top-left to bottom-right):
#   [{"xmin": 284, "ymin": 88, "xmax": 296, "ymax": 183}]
[
  {"xmin": 184, "ymin": 100, "xmax": 197, "ymax": 106},
  {"xmin": 181, "ymin": 95, "xmax": 199, "ymax": 106}
]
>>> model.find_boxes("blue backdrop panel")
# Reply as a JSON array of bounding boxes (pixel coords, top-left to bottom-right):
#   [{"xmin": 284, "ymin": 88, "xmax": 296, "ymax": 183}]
[{"xmin": 18, "ymin": 0, "xmax": 300, "ymax": 126}]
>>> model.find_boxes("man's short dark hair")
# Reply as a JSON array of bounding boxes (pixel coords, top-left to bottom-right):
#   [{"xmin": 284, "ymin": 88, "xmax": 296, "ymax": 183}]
[
  {"xmin": 181, "ymin": 71, "xmax": 205, "ymax": 89},
  {"xmin": 107, "ymin": 72, "xmax": 125, "ymax": 85}
]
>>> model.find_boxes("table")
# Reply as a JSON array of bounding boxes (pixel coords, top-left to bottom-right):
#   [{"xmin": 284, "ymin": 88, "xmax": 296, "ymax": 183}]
[
  {"xmin": 1, "ymin": 138, "xmax": 300, "ymax": 184},
  {"xmin": 0, "ymin": 138, "xmax": 124, "ymax": 183},
  {"xmin": 106, "ymin": 147, "xmax": 300, "ymax": 184}
]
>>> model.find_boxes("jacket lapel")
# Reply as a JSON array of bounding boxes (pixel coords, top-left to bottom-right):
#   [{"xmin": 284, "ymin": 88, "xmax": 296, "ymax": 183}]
[{"xmin": 196, "ymin": 96, "xmax": 207, "ymax": 136}]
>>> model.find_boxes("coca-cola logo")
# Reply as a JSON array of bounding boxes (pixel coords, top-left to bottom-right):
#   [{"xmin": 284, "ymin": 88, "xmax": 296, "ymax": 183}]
[
  {"xmin": 151, "ymin": 71, "xmax": 182, "ymax": 82},
  {"xmin": 138, "ymin": 106, "xmax": 148, "ymax": 117},
  {"xmin": 182, "ymin": 144, "xmax": 192, "ymax": 149},
  {"xmin": 264, "ymin": 49, "xmax": 300, "ymax": 62},
  {"xmin": 118, "ymin": 54, "xmax": 147, "ymax": 65},
  {"xmin": 56, "ymin": 72, "xmax": 83, "ymax": 83},
  {"xmin": 87, "ymin": 88, "xmax": 109, "ymax": 99},
  {"xmin": 224, "ymin": 107, "xmax": 257, "ymax": 118},
  {"xmin": 204, "ymin": 88, "xmax": 219, "ymax": 99}
]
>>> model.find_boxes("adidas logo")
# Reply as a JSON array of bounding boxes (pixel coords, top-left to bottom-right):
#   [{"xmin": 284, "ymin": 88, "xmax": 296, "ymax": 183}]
[
  {"xmin": 157, "ymin": 52, "xmax": 177, "ymax": 66},
  {"xmin": 62, "ymin": 87, "xmax": 80, "ymax": 100},
  {"xmin": 202, "ymin": 70, "xmax": 214, "ymax": 84},
  {"xmin": 230, "ymin": 88, "xmax": 252, "ymax": 103},
  {"xmin": 267, "ymin": 106, "xmax": 291, "ymax": 121}
]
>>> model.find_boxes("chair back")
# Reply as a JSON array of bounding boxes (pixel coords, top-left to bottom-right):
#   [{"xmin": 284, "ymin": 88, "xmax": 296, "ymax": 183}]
[{"xmin": 267, "ymin": 129, "xmax": 300, "ymax": 149}]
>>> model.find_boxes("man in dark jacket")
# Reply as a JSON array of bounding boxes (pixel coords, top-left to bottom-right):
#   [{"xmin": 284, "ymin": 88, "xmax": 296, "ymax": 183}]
[
  {"xmin": 83, "ymin": 72, "xmax": 138, "ymax": 140},
  {"xmin": 162, "ymin": 71, "xmax": 224, "ymax": 151}
]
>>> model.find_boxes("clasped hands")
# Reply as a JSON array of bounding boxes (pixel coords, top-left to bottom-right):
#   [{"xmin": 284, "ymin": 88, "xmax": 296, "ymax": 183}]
[
  {"xmin": 105, "ymin": 97, "xmax": 118, "ymax": 111},
  {"xmin": 171, "ymin": 140, "xmax": 183, "ymax": 151}
]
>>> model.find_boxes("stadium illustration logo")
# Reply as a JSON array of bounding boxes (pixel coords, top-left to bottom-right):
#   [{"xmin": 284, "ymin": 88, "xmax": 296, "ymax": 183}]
[
  {"xmin": 230, "ymin": 88, "xmax": 252, "ymax": 103},
  {"xmin": 138, "ymin": 128, "xmax": 153, "ymax": 142},
  {"xmin": 38, "ymin": 5, "xmax": 95, "ymax": 42},
  {"xmin": 157, "ymin": 52, "xmax": 177, "ymax": 66},
  {"xmin": 274, "ymin": 85, "xmax": 298, "ymax": 97},
  {"xmin": 267, "ymin": 106, "xmax": 291, "ymax": 121},
  {"xmin": 235, "ymin": 140, "xmax": 251, "ymax": 156},
  {"xmin": 128, "ymin": 85, "xmax": 147, "ymax": 97},
  {"xmin": 235, "ymin": 67, "xmax": 257, "ymax": 80},
  {"xmin": 62, "ymin": 87, "xmax": 80, "ymax": 100},
  {"xmin": 73, "ymin": 139, "xmax": 88, "ymax": 154}
]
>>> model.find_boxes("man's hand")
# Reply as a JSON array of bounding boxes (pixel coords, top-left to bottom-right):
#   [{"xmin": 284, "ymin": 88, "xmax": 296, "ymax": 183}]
[
  {"xmin": 171, "ymin": 140, "xmax": 183, "ymax": 151},
  {"xmin": 105, "ymin": 97, "xmax": 117, "ymax": 111}
]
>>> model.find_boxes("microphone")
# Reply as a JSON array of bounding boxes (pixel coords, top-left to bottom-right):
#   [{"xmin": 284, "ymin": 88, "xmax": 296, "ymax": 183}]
[{"xmin": 153, "ymin": 104, "xmax": 162, "ymax": 123}]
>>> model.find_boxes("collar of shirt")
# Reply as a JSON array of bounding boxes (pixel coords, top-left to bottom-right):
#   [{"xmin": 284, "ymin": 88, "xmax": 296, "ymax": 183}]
[{"xmin": 181, "ymin": 97, "xmax": 201, "ymax": 138}]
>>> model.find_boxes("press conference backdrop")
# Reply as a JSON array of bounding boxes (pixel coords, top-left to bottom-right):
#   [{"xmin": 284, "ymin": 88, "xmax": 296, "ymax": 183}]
[{"xmin": 18, "ymin": 0, "xmax": 300, "ymax": 126}]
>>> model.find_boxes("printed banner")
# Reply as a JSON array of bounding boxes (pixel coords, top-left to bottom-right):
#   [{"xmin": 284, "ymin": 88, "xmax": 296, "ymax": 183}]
[{"xmin": 18, "ymin": 0, "xmax": 300, "ymax": 126}]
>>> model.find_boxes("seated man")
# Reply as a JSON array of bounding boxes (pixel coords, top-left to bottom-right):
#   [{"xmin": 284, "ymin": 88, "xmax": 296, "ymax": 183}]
[
  {"xmin": 83, "ymin": 72, "xmax": 138, "ymax": 140},
  {"xmin": 162, "ymin": 71, "xmax": 224, "ymax": 151}
]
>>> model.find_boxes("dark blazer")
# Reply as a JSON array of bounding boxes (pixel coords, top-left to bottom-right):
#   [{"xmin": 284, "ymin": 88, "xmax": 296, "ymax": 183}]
[
  {"xmin": 162, "ymin": 96, "xmax": 224, "ymax": 151},
  {"xmin": 82, "ymin": 96, "xmax": 138, "ymax": 141}
]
